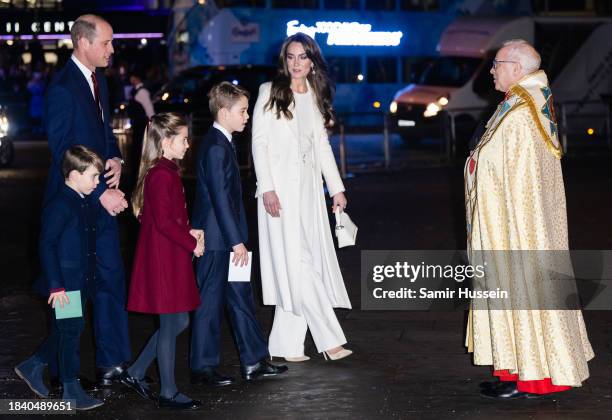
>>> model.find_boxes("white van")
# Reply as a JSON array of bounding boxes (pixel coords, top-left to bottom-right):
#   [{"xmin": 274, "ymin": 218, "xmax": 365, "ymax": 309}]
[{"xmin": 390, "ymin": 16, "xmax": 612, "ymax": 150}]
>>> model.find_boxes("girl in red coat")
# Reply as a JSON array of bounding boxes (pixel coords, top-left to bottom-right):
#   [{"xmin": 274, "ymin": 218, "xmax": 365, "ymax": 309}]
[{"xmin": 122, "ymin": 113, "xmax": 203, "ymax": 410}]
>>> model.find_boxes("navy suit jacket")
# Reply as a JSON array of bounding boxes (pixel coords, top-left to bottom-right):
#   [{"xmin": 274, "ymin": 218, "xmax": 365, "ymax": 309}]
[
  {"xmin": 38, "ymin": 184, "xmax": 98, "ymax": 295},
  {"xmin": 192, "ymin": 127, "xmax": 248, "ymax": 251},
  {"xmin": 43, "ymin": 58, "xmax": 121, "ymax": 205}
]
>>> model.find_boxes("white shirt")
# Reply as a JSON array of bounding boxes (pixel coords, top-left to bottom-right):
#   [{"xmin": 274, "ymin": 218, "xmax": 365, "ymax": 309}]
[
  {"xmin": 213, "ymin": 122, "xmax": 232, "ymax": 143},
  {"xmin": 132, "ymin": 83, "xmax": 155, "ymax": 118},
  {"xmin": 294, "ymin": 89, "xmax": 315, "ymax": 153},
  {"xmin": 71, "ymin": 54, "xmax": 103, "ymax": 121},
  {"xmin": 71, "ymin": 55, "xmax": 95, "ymax": 99}
]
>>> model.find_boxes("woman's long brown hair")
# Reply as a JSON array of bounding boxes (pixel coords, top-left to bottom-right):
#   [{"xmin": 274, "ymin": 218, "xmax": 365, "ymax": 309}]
[
  {"xmin": 131, "ymin": 112, "xmax": 187, "ymax": 218},
  {"xmin": 265, "ymin": 33, "xmax": 335, "ymax": 127}
]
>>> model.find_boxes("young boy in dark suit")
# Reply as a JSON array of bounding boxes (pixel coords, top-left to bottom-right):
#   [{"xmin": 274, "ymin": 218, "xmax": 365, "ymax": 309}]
[
  {"xmin": 14, "ymin": 145, "xmax": 105, "ymax": 410},
  {"xmin": 190, "ymin": 82, "xmax": 287, "ymax": 385}
]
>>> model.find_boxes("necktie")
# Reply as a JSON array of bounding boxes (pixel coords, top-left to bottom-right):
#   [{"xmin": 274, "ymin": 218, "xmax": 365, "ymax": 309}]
[{"xmin": 90, "ymin": 72, "xmax": 102, "ymax": 120}]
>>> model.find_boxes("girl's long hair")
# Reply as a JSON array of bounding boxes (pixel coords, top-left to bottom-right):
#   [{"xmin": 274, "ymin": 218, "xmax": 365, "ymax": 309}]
[
  {"xmin": 131, "ymin": 112, "xmax": 187, "ymax": 218},
  {"xmin": 265, "ymin": 33, "xmax": 335, "ymax": 127}
]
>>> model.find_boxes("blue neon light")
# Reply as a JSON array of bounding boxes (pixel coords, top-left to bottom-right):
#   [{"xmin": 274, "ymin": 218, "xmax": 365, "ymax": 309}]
[{"xmin": 286, "ymin": 20, "xmax": 403, "ymax": 47}]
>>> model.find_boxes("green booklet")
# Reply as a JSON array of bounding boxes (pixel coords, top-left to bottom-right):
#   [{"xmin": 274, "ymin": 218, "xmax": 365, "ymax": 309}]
[{"xmin": 54, "ymin": 290, "xmax": 83, "ymax": 319}]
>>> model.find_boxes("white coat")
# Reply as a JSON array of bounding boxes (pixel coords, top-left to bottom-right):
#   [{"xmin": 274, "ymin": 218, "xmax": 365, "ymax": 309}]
[{"xmin": 252, "ymin": 81, "xmax": 352, "ymax": 315}]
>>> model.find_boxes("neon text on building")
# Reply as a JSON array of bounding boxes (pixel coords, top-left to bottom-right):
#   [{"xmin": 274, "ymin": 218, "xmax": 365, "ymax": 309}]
[{"xmin": 286, "ymin": 20, "xmax": 403, "ymax": 47}]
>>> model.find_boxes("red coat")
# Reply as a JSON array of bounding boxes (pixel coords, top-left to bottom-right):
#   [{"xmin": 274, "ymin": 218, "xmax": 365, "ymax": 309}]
[{"xmin": 127, "ymin": 158, "xmax": 200, "ymax": 314}]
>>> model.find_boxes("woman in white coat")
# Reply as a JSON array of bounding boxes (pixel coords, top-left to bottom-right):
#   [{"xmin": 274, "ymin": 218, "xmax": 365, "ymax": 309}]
[{"xmin": 252, "ymin": 33, "xmax": 352, "ymax": 362}]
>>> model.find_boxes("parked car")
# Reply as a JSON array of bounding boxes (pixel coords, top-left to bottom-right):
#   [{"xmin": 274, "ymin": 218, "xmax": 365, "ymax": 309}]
[
  {"xmin": 390, "ymin": 16, "xmax": 612, "ymax": 155},
  {"xmin": 0, "ymin": 106, "xmax": 14, "ymax": 167}
]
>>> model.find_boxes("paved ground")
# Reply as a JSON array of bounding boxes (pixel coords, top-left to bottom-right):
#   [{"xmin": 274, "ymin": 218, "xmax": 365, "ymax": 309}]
[{"xmin": 1, "ymin": 141, "xmax": 612, "ymax": 419}]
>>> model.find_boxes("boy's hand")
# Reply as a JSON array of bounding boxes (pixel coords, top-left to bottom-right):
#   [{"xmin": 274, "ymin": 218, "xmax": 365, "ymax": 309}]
[
  {"xmin": 232, "ymin": 243, "xmax": 249, "ymax": 267},
  {"xmin": 48, "ymin": 291, "xmax": 69, "ymax": 309}
]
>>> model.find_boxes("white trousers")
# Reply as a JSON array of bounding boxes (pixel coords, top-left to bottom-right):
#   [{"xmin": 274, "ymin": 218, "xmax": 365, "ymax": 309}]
[
  {"xmin": 268, "ymin": 148, "xmax": 346, "ymax": 357},
  {"xmin": 267, "ymin": 271, "xmax": 347, "ymax": 356}
]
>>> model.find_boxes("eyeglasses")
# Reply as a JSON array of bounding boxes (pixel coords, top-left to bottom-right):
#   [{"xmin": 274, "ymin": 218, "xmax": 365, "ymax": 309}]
[{"xmin": 492, "ymin": 59, "xmax": 518, "ymax": 69}]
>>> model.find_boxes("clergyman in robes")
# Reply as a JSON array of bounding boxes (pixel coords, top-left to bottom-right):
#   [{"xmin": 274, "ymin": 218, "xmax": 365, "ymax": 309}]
[{"xmin": 464, "ymin": 39, "xmax": 594, "ymax": 399}]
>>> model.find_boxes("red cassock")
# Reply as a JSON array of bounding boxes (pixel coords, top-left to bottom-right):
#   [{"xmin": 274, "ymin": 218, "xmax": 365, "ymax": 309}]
[{"xmin": 127, "ymin": 157, "xmax": 201, "ymax": 314}]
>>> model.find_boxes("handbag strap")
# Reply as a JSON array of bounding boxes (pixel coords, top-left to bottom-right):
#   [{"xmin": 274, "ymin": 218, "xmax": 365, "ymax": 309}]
[{"xmin": 334, "ymin": 208, "xmax": 343, "ymax": 228}]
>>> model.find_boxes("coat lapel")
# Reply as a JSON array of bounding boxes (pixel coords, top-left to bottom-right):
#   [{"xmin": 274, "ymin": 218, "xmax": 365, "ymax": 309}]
[
  {"xmin": 307, "ymin": 80, "xmax": 324, "ymax": 156},
  {"xmin": 67, "ymin": 60, "xmax": 103, "ymax": 128},
  {"xmin": 212, "ymin": 127, "xmax": 239, "ymax": 171},
  {"xmin": 96, "ymin": 68, "xmax": 110, "ymax": 123}
]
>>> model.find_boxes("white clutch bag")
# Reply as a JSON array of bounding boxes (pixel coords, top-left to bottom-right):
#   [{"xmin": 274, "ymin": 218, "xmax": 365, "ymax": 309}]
[{"xmin": 334, "ymin": 208, "xmax": 358, "ymax": 248}]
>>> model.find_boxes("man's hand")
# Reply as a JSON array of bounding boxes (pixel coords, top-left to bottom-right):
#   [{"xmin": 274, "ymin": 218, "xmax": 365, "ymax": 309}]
[
  {"xmin": 263, "ymin": 191, "xmax": 282, "ymax": 217},
  {"xmin": 48, "ymin": 291, "xmax": 69, "ymax": 309},
  {"xmin": 190, "ymin": 229, "xmax": 205, "ymax": 257},
  {"xmin": 100, "ymin": 189, "xmax": 128, "ymax": 216},
  {"xmin": 105, "ymin": 158, "xmax": 123, "ymax": 189},
  {"xmin": 232, "ymin": 243, "xmax": 249, "ymax": 267}
]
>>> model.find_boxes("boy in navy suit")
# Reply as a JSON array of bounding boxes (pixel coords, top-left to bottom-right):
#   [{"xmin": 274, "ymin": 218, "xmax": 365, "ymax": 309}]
[
  {"xmin": 15, "ymin": 146, "xmax": 105, "ymax": 410},
  {"xmin": 190, "ymin": 82, "xmax": 287, "ymax": 385}
]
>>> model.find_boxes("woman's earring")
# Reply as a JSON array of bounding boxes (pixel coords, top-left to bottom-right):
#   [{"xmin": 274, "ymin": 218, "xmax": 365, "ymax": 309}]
[{"xmin": 311, "ymin": 66, "xmax": 316, "ymax": 75}]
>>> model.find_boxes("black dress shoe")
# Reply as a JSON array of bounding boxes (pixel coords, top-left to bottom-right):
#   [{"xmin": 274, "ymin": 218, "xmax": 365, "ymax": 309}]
[
  {"xmin": 479, "ymin": 380, "xmax": 499, "ymax": 390},
  {"xmin": 190, "ymin": 369, "xmax": 235, "ymax": 387},
  {"xmin": 119, "ymin": 371, "xmax": 155, "ymax": 400},
  {"xmin": 158, "ymin": 392, "xmax": 201, "ymax": 410},
  {"xmin": 49, "ymin": 375, "xmax": 98, "ymax": 397},
  {"xmin": 241, "ymin": 360, "xmax": 288, "ymax": 381},
  {"xmin": 480, "ymin": 382, "xmax": 542, "ymax": 400},
  {"xmin": 96, "ymin": 365, "xmax": 125, "ymax": 387}
]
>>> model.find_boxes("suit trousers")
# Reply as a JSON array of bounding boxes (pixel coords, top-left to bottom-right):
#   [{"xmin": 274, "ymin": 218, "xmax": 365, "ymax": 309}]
[
  {"xmin": 190, "ymin": 250, "xmax": 268, "ymax": 371},
  {"xmin": 35, "ymin": 298, "xmax": 86, "ymax": 382},
  {"xmin": 93, "ymin": 214, "xmax": 131, "ymax": 368}
]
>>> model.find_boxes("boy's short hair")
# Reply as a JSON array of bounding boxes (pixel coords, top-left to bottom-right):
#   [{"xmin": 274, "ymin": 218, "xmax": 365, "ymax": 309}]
[
  {"xmin": 208, "ymin": 81, "xmax": 250, "ymax": 119},
  {"xmin": 62, "ymin": 145, "xmax": 104, "ymax": 179}
]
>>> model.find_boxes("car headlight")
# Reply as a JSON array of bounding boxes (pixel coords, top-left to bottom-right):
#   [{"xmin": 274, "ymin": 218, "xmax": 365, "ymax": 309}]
[
  {"xmin": 389, "ymin": 101, "xmax": 398, "ymax": 114},
  {"xmin": 0, "ymin": 115, "xmax": 9, "ymax": 138},
  {"xmin": 423, "ymin": 102, "xmax": 441, "ymax": 118},
  {"xmin": 437, "ymin": 95, "xmax": 449, "ymax": 106}
]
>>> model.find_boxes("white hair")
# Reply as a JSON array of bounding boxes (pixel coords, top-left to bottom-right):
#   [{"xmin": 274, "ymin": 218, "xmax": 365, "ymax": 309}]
[{"xmin": 502, "ymin": 39, "xmax": 541, "ymax": 74}]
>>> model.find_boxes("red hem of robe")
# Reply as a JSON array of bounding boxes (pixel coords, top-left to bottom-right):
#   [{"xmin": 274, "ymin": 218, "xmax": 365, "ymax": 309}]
[{"xmin": 493, "ymin": 369, "xmax": 571, "ymax": 394}]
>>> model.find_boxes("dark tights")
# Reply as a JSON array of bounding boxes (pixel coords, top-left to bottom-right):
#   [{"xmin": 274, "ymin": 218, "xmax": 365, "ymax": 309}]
[{"xmin": 128, "ymin": 312, "xmax": 189, "ymax": 398}]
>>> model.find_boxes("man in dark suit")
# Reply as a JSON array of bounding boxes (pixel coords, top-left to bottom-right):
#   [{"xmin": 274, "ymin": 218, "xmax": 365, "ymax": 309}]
[
  {"xmin": 43, "ymin": 14, "xmax": 131, "ymax": 387},
  {"xmin": 190, "ymin": 82, "xmax": 287, "ymax": 385}
]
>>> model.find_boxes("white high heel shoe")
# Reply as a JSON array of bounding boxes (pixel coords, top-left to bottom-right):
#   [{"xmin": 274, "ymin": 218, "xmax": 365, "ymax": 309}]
[
  {"xmin": 322, "ymin": 348, "xmax": 353, "ymax": 361},
  {"xmin": 284, "ymin": 355, "xmax": 311, "ymax": 362},
  {"xmin": 270, "ymin": 355, "xmax": 311, "ymax": 362}
]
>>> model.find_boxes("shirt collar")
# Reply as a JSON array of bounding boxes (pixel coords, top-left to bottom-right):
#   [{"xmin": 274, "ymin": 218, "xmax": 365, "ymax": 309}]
[
  {"xmin": 63, "ymin": 183, "xmax": 86, "ymax": 201},
  {"xmin": 71, "ymin": 54, "xmax": 93, "ymax": 79},
  {"xmin": 213, "ymin": 122, "xmax": 232, "ymax": 143}
]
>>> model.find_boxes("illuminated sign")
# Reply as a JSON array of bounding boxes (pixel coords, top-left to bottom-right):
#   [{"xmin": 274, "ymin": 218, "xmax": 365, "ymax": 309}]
[
  {"xmin": 286, "ymin": 20, "xmax": 403, "ymax": 47},
  {"xmin": 4, "ymin": 20, "xmax": 74, "ymax": 34}
]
